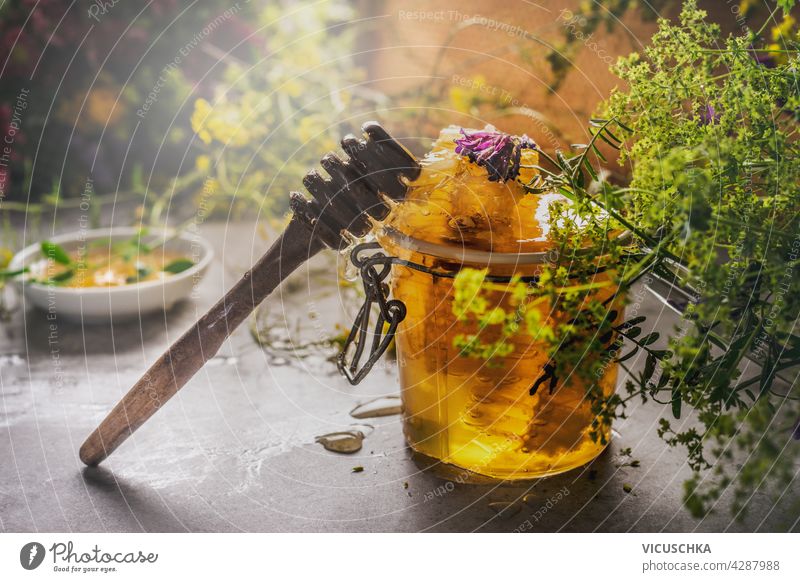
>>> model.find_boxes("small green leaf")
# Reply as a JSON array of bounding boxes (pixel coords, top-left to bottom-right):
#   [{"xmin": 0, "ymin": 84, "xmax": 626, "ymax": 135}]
[
  {"xmin": 778, "ymin": 0, "xmax": 795, "ymax": 15},
  {"xmin": 163, "ymin": 258, "xmax": 194, "ymax": 274},
  {"xmin": 0, "ymin": 267, "xmax": 28, "ymax": 278},
  {"xmin": 613, "ymin": 119, "xmax": 632, "ymax": 133},
  {"xmin": 643, "ymin": 353, "xmax": 657, "ymax": 382},
  {"xmin": 640, "ymin": 332, "xmax": 660, "ymax": 346},
  {"xmin": 582, "ymin": 157, "xmax": 599, "ymax": 180},
  {"xmin": 617, "ymin": 347, "xmax": 639, "ymax": 363},
  {"xmin": 126, "ymin": 267, "xmax": 152, "ymax": 284},
  {"xmin": 556, "ymin": 150, "xmax": 572, "ymax": 172},
  {"xmin": 619, "ymin": 316, "xmax": 646, "ymax": 329},
  {"xmin": 671, "ymin": 385, "xmax": 682, "ymax": 419},
  {"xmin": 602, "ymin": 126, "xmax": 623, "ymax": 144},
  {"xmin": 627, "ymin": 327, "xmax": 642, "ymax": 339},
  {"xmin": 40, "ymin": 241, "xmax": 71, "ymax": 265},
  {"xmin": 590, "ymin": 142, "xmax": 608, "ymax": 162}
]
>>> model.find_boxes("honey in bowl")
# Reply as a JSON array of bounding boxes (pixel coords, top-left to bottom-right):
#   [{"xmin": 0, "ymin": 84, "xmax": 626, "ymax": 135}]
[{"xmin": 377, "ymin": 126, "xmax": 621, "ymax": 480}]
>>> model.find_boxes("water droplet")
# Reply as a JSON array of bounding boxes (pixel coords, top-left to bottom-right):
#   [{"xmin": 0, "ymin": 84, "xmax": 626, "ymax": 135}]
[
  {"xmin": 342, "ymin": 259, "xmax": 361, "ymax": 282},
  {"xmin": 349, "ymin": 395, "xmax": 403, "ymax": 419},
  {"xmin": 207, "ymin": 355, "xmax": 238, "ymax": 366},
  {"xmin": 488, "ymin": 501, "xmax": 521, "ymax": 519},
  {"xmin": 315, "ymin": 430, "xmax": 364, "ymax": 454},
  {"xmin": 349, "ymin": 423, "xmax": 375, "ymax": 436}
]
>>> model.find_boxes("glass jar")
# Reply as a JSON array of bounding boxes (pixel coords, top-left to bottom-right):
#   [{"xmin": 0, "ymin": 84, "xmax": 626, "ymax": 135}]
[
  {"xmin": 333, "ymin": 124, "xmax": 625, "ymax": 480},
  {"xmin": 375, "ymin": 227, "xmax": 622, "ymax": 480}
]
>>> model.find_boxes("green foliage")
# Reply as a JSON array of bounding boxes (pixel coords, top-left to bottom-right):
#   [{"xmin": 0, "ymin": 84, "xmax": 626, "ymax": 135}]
[
  {"xmin": 451, "ymin": 268, "xmax": 523, "ymax": 363},
  {"xmin": 40, "ymin": 241, "xmax": 71, "ymax": 266},
  {"xmin": 453, "ymin": 0, "xmax": 800, "ymax": 519},
  {"xmin": 601, "ymin": 0, "xmax": 800, "ymax": 517},
  {"xmin": 163, "ymin": 258, "xmax": 195, "ymax": 274},
  {"xmin": 160, "ymin": 0, "xmax": 383, "ymax": 226}
]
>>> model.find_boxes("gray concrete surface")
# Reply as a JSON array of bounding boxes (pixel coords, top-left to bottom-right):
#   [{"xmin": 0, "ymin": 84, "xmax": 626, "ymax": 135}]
[{"xmin": 1, "ymin": 222, "xmax": 797, "ymax": 532}]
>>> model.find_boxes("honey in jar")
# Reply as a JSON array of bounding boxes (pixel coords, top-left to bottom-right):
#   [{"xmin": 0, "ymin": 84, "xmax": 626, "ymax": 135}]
[{"xmin": 377, "ymin": 126, "xmax": 620, "ymax": 480}]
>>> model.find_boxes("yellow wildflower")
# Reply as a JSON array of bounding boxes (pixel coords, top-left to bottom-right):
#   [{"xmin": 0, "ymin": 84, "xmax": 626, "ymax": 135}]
[
  {"xmin": 201, "ymin": 177, "xmax": 219, "ymax": 197},
  {"xmin": 283, "ymin": 78, "xmax": 303, "ymax": 98},
  {"xmin": 772, "ymin": 15, "xmax": 795, "ymax": 42},
  {"xmin": 195, "ymin": 155, "xmax": 211, "ymax": 173},
  {"xmin": 288, "ymin": 45, "xmax": 322, "ymax": 69},
  {"xmin": 449, "ymin": 75, "xmax": 488, "ymax": 114},
  {"xmin": 738, "ymin": 0, "xmax": 754, "ymax": 17},
  {"xmin": 190, "ymin": 98, "xmax": 250, "ymax": 146},
  {"xmin": 298, "ymin": 116, "xmax": 323, "ymax": 143},
  {"xmin": 766, "ymin": 15, "xmax": 795, "ymax": 66},
  {"xmin": 191, "ymin": 98, "xmax": 213, "ymax": 144},
  {"xmin": 0, "ymin": 247, "xmax": 12, "ymax": 269}
]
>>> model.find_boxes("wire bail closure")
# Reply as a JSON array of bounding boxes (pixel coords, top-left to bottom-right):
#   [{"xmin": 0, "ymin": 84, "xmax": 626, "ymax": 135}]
[
  {"xmin": 337, "ymin": 242, "xmax": 407, "ymax": 385},
  {"xmin": 336, "ymin": 240, "xmax": 548, "ymax": 385}
]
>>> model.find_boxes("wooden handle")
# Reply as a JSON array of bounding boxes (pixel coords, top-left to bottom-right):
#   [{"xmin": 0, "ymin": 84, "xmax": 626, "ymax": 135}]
[{"xmin": 79, "ymin": 218, "xmax": 325, "ymax": 466}]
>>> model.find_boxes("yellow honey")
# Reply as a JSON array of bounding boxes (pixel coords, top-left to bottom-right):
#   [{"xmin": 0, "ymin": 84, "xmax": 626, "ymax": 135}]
[
  {"xmin": 33, "ymin": 247, "xmax": 187, "ymax": 288},
  {"xmin": 377, "ymin": 126, "xmax": 619, "ymax": 479}
]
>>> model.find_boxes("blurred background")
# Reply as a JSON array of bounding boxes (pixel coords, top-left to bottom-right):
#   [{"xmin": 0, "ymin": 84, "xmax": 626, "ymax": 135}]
[{"xmin": 0, "ymin": 0, "xmax": 777, "ymax": 234}]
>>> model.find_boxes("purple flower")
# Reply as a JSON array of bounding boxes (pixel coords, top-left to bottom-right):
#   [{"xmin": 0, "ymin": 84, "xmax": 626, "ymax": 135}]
[
  {"xmin": 752, "ymin": 48, "xmax": 777, "ymax": 69},
  {"xmin": 699, "ymin": 104, "xmax": 720, "ymax": 126},
  {"xmin": 793, "ymin": 418, "xmax": 800, "ymax": 441},
  {"xmin": 454, "ymin": 129, "xmax": 536, "ymax": 182}
]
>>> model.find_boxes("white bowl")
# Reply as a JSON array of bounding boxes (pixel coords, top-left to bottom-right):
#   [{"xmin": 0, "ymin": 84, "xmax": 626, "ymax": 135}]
[{"xmin": 9, "ymin": 227, "xmax": 214, "ymax": 323}]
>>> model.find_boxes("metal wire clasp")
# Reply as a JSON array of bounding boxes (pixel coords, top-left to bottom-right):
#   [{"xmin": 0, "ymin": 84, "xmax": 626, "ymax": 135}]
[{"xmin": 337, "ymin": 242, "xmax": 407, "ymax": 385}]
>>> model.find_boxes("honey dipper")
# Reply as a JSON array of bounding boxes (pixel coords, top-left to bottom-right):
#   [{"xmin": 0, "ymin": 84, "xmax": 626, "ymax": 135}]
[{"xmin": 79, "ymin": 122, "xmax": 420, "ymax": 466}]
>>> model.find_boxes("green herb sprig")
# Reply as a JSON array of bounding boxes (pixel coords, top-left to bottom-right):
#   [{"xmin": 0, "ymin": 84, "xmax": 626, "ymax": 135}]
[{"xmin": 453, "ymin": 0, "xmax": 800, "ymax": 519}]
